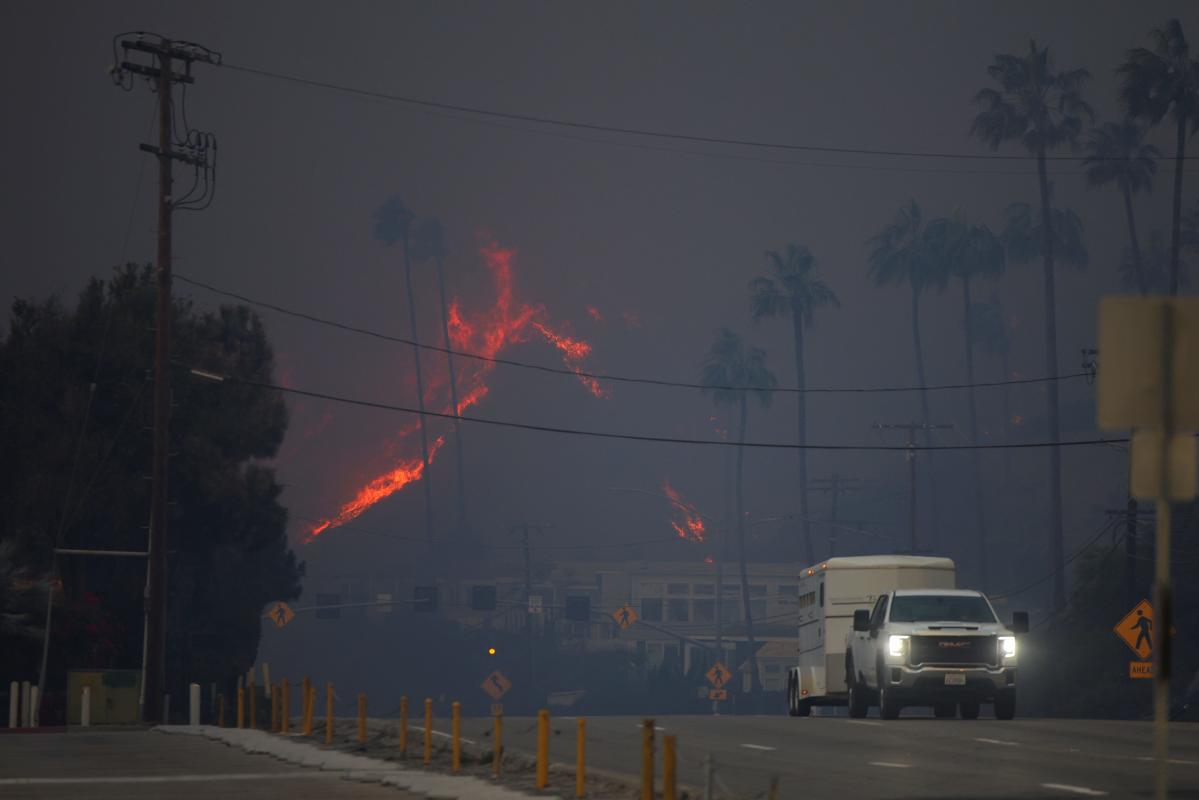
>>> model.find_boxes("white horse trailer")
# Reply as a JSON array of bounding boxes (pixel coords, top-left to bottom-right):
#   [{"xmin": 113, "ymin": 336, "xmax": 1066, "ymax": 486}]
[{"xmin": 786, "ymin": 555, "xmax": 956, "ymax": 715}]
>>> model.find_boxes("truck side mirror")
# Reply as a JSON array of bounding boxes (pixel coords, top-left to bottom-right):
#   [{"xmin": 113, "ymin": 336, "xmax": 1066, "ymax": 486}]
[
  {"xmin": 1011, "ymin": 611, "xmax": 1030, "ymax": 634},
  {"xmin": 853, "ymin": 609, "xmax": 870, "ymax": 632}
]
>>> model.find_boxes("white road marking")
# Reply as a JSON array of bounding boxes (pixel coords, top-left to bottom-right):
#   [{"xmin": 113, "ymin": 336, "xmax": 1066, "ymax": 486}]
[
  {"xmin": 869, "ymin": 761, "xmax": 911, "ymax": 768},
  {"xmin": 844, "ymin": 719, "xmax": 884, "ymax": 727},
  {"xmin": 1135, "ymin": 756, "xmax": 1198, "ymax": 765},
  {"xmin": 974, "ymin": 737, "xmax": 1020, "ymax": 746},
  {"xmin": 0, "ymin": 774, "xmax": 319, "ymax": 786},
  {"xmin": 632, "ymin": 724, "xmax": 666, "ymax": 731},
  {"xmin": 740, "ymin": 744, "xmax": 777, "ymax": 751},
  {"xmin": 1040, "ymin": 783, "xmax": 1108, "ymax": 796},
  {"xmin": 431, "ymin": 730, "xmax": 477, "ymax": 745}
]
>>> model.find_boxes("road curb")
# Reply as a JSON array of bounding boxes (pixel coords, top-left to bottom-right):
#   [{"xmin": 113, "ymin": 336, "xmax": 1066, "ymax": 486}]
[{"xmin": 156, "ymin": 725, "xmax": 540, "ymax": 800}]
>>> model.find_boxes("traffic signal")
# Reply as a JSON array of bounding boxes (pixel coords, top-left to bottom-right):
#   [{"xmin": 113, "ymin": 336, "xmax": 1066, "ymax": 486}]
[
  {"xmin": 414, "ymin": 585, "xmax": 439, "ymax": 612},
  {"xmin": 471, "ymin": 585, "xmax": 497, "ymax": 611},
  {"xmin": 565, "ymin": 595, "xmax": 591, "ymax": 622}
]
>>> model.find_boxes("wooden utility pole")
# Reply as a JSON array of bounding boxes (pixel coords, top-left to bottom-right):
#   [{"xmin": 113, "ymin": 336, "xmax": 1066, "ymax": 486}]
[
  {"xmin": 874, "ymin": 421, "xmax": 952, "ymax": 554},
  {"xmin": 114, "ymin": 34, "xmax": 219, "ymax": 724}
]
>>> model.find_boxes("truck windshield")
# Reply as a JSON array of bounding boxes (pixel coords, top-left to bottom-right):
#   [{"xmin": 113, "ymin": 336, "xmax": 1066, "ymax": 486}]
[{"xmin": 889, "ymin": 595, "xmax": 995, "ymax": 623}]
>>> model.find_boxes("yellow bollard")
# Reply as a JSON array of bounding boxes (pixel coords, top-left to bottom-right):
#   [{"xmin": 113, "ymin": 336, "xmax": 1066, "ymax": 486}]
[
  {"xmin": 399, "ymin": 696, "xmax": 408, "ymax": 758},
  {"xmin": 423, "ymin": 698, "xmax": 433, "ymax": 766},
  {"xmin": 270, "ymin": 685, "xmax": 278, "ymax": 732},
  {"xmin": 236, "ymin": 688, "xmax": 244, "ymax": 729},
  {"xmin": 451, "ymin": 701, "xmax": 462, "ymax": 773},
  {"xmin": 248, "ymin": 680, "xmax": 257, "ymax": 730},
  {"xmin": 324, "ymin": 682, "xmax": 334, "ymax": 746},
  {"xmin": 576, "ymin": 718, "xmax": 586, "ymax": 798},
  {"xmin": 357, "ymin": 693, "xmax": 367, "ymax": 743},
  {"xmin": 492, "ymin": 710, "xmax": 503, "ymax": 777},
  {"xmin": 302, "ymin": 677, "xmax": 310, "ymax": 728},
  {"xmin": 218, "ymin": 694, "xmax": 225, "ymax": 728},
  {"xmin": 303, "ymin": 685, "xmax": 314, "ymax": 736},
  {"xmin": 663, "ymin": 734, "xmax": 677, "ymax": 800},
  {"xmin": 282, "ymin": 679, "xmax": 291, "ymax": 734},
  {"xmin": 640, "ymin": 719, "xmax": 655, "ymax": 800},
  {"xmin": 537, "ymin": 709, "xmax": 550, "ymax": 789}
]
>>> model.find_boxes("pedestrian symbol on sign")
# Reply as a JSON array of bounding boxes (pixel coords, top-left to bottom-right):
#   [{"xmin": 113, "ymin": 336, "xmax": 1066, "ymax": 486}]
[
  {"xmin": 264, "ymin": 601, "xmax": 295, "ymax": 630},
  {"xmin": 1114, "ymin": 599, "xmax": 1155, "ymax": 661},
  {"xmin": 612, "ymin": 604, "xmax": 638, "ymax": 630}
]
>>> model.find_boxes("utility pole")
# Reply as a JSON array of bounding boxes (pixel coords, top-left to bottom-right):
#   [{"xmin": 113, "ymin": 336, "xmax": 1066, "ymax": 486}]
[
  {"xmin": 810, "ymin": 474, "xmax": 861, "ymax": 559},
  {"xmin": 113, "ymin": 34, "xmax": 219, "ymax": 724},
  {"xmin": 514, "ymin": 524, "xmax": 544, "ymax": 690},
  {"xmin": 1107, "ymin": 501, "xmax": 1151, "ymax": 609},
  {"xmin": 874, "ymin": 422, "xmax": 952, "ymax": 554}
]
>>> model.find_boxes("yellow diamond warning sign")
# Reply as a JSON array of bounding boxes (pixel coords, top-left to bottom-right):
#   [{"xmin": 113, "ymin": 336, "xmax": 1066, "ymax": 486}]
[
  {"xmin": 613, "ymin": 604, "xmax": 638, "ymax": 630},
  {"xmin": 265, "ymin": 601, "xmax": 295, "ymax": 629},
  {"xmin": 1114, "ymin": 599, "xmax": 1155, "ymax": 660},
  {"xmin": 481, "ymin": 670, "xmax": 512, "ymax": 701},
  {"xmin": 706, "ymin": 661, "xmax": 732, "ymax": 689}
]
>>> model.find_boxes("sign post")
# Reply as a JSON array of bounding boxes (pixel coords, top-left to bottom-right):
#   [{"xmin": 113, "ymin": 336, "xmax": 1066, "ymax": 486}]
[{"xmin": 1098, "ymin": 297, "xmax": 1199, "ymax": 800}]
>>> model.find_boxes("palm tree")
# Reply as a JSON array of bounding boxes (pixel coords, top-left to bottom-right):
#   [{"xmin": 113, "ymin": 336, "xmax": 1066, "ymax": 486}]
[
  {"xmin": 866, "ymin": 200, "xmax": 948, "ymax": 549},
  {"xmin": 700, "ymin": 329, "xmax": 777, "ymax": 698},
  {"xmin": 1083, "ymin": 120, "xmax": 1159, "ymax": 295},
  {"xmin": 1122, "ymin": 229, "xmax": 1188, "ymax": 293},
  {"xmin": 1120, "ymin": 19, "xmax": 1199, "ymax": 297},
  {"xmin": 411, "ymin": 218, "xmax": 468, "ymax": 542},
  {"xmin": 374, "ymin": 195, "xmax": 435, "ymax": 543},
  {"xmin": 926, "ymin": 217, "xmax": 1005, "ymax": 588},
  {"xmin": 1002, "ymin": 201, "xmax": 1089, "ymax": 272},
  {"xmin": 749, "ymin": 244, "xmax": 839, "ymax": 564},
  {"xmin": 971, "ymin": 41, "xmax": 1091, "ymax": 610},
  {"xmin": 969, "ymin": 293, "xmax": 1015, "ymax": 442}
]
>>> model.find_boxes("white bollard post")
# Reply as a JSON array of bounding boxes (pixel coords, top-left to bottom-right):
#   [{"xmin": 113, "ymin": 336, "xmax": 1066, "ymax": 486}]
[
  {"xmin": 29, "ymin": 686, "xmax": 39, "ymax": 728},
  {"xmin": 189, "ymin": 683, "xmax": 200, "ymax": 726},
  {"xmin": 81, "ymin": 686, "xmax": 92, "ymax": 727},
  {"xmin": 8, "ymin": 682, "xmax": 17, "ymax": 728},
  {"xmin": 21, "ymin": 682, "xmax": 31, "ymax": 727}
]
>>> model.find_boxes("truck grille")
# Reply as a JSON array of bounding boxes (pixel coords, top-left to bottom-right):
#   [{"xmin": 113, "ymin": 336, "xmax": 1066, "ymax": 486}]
[{"xmin": 909, "ymin": 635, "xmax": 997, "ymax": 667}]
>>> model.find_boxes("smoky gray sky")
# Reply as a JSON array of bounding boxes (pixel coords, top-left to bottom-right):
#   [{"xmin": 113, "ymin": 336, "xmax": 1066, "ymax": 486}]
[{"xmin": 4, "ymin": 1, "xmax": 1197, "ymax": 598}]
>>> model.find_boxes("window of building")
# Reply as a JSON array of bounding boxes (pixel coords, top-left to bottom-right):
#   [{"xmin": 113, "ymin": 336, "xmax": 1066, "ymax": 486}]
[
  {"xmin": 693, "ymin": 583, "xmax": 715, "ymax": 595},
  {"xmin": 641, "ymin": 597, "xmax": 663, "ymax": 622},
  {"xmin": 667, "ymin": 582, "xmax": 690, "ymax": 595},
  {"xmin": 777, "ymin": 584, "xmax": 799, "ymax": 596},
  {"xmin": 693, "ymin": 599, "xmax": 715, "ymax": 623},
  {"xmin": 719, "ymin": 600, "xmax": 740, "ymax": 622},
  {"xmin": 640, "ymin": 582, "xmax": 664, "ymax": 597},
  {"xmin": 721, "ymin": 584, "xmax": 740, "ymax": 594},
  {"xmin": 749, "ymin": 584, "xmax": 767, "ymax": 596},
  {"xmin": 750, "ymin": 598, "xmax": 767, "ymax": 621},
  {"xmin": 667, "ymin": 598, "xmax": 690, "ymax": 622}
]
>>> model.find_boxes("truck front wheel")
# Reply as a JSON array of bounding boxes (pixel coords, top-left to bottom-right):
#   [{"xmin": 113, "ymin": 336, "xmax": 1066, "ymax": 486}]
[
  {"xmin": 846, "ymin": 657, "xmax": 869, "ymax": 719},
  {"xmin": 959, "ymin": 699, "xmax": 981, "ymax": 720},
  {"xmin": 879, "ymin": 684, "xmax": 901, "ymax": 720}
]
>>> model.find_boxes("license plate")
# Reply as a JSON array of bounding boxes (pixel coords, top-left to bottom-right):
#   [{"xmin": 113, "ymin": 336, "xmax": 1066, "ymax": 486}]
[{"xmin": 944, "ymin": 673, "xmax": 966, "ymax": 686}]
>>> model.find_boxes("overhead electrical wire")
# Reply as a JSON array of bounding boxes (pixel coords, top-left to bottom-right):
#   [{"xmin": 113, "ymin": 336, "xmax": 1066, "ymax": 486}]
[
  {"xmin": 175, "ymin": 273, "xmax": 1089, "ymax": 395},
  {"xmin": 188, "ymin": 367, "xmax": 1129, "ymax": 453},
  {"xmin": 221, "ymin": 61, "xmax": 1197, "ymax": 164}
]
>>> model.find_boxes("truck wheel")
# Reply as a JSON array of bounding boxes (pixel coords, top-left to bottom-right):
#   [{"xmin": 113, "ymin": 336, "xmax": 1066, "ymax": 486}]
[
  {"xmin": 796, "ymin": 698, "xmax": 812, "ymax": 717},
  {"xmin": 846, "ymin": 658, "xmax": 868, "ymax": 719},
  {"xmin": 934, "ymin": 703, "xmax": 956, "ymax": 718},
  {"xmin": 879, "ymin": 684, "xmax": 901, "ymax": 720},
  {"xmin": 786, "ymin": 675, "xmax": 801, "ymax": 717},
  {"xmin": 959, "ymin": 700, "xmax": 980, "ymax": 720},
  {"xmin": 994, "ymin": 691, "xmax": 1016, "ymax": 720}
]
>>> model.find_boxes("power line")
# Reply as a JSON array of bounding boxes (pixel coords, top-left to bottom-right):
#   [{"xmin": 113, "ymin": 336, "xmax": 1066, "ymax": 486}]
[
  {"xmin": 189, "ymin": 367, "xmax": 1130, "ymax": 453},
  {"xmin": 175, "ymin": 273, "xmax": 1089, "ymax": 395},
  {"xmin": 221, "ymin": 61, "xmax": 1196, "ymax": 164},
  {"xmin": 990, "ymin": 516, "xmax": 1122, "ymax": 601}
]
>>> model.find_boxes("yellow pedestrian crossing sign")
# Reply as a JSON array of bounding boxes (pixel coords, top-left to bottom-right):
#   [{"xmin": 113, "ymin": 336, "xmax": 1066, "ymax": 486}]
[
  {"xmin": 706, "ymin": 661, "xmax": 732, "ymax": 689},
  {"xmin": 613, "ymin": 604, "xmax": 638, "ymax": 630},
  {"xmin": 265, "ymin": 601, "xmax": 295, "ymax": 629},
  {"xmin": 1114, "ymin": 599, "xmax": 1154, "ymax": 660}
]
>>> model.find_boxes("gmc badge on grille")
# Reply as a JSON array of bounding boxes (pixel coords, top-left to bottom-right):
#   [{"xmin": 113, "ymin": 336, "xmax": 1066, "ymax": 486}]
[{"xmin": 939, "ymin": 641, "xmax": 970, "ymax": 648}]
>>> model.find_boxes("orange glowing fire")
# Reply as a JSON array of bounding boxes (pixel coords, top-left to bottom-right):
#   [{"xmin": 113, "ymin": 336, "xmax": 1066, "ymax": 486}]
[
  {"xmin": 662, "ymin": 479, "xmax": 706, "ymax": 542},
  {"xmin": 586, "ymin": 305, "xmax": 603, "ymax": 322},
  {"xmin": 306, "ymin": 239, "xmax": 605, "ymax": 541}
]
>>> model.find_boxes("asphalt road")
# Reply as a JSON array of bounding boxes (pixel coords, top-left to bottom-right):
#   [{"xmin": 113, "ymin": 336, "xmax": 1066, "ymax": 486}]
[
  {"xmin": 459, "ymin": 712, "xmax": 1199, "ymax": 799},
  {"xmin": 0, "ymin": 729, "xmax": 424, "ymax": 800}
]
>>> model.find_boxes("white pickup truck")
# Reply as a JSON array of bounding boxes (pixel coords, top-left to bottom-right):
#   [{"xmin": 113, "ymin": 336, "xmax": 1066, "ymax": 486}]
[{"xmin": 845, "ymin": 588, "xmax": 1028, "ymax": 720}]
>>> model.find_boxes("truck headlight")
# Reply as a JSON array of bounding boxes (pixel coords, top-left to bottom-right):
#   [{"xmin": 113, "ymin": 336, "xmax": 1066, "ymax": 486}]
[
  {"xmin": 999, "ymin": 636, "xmax": 1016, "ymax": 658},
  {"xmin": 888, "ymin": 635, "xmax": 909, "ymax": 657}
]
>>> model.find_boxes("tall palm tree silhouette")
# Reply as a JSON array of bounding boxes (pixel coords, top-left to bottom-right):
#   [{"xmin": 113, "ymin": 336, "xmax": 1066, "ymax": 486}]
[
  {"xmin": 1083, "ymin": 120, "xmax": 1159, "ymax": 295},
  {"xmin": 749, "ymin": 243, "xmax": 839, "ymax": 563},
  {"xmin": 972, "ymin": 42, "xmax": 1092, "ymax": 609},
  {"xmin": 1120, "ymin": 19, "xmax": 1199, "ymax": 296},
  {"xmin": 700, "ymin": 329, "xmax": 777, "ymax": 698},
  {"xmin": 374, "ymin": 195, "xmax": 434, "ymax": 544},
  {"xmin": 411, "ymin": 218, "xmax": 468, "ymax": 542}
]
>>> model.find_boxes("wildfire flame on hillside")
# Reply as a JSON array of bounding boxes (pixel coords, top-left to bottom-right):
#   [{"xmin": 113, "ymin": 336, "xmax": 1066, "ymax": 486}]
[
  {"xmin": 662, "ymin": 479, "xmax": 706, "ymax": 542},
  {"xmin": 305, "ymin": 239, "xmax": 606, "ymax": 541}
]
